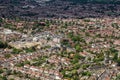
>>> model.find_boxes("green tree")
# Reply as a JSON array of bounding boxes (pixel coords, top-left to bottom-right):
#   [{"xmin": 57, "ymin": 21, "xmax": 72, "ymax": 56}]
[
  {"xmin": 4, "ymin": 54, "xmax": 11, "ymax": 58},
  {"xmin": 12, "ymin": 48, "xmax": 21, "ymax": 54},
  {"xmin": 113, "ymin": 53, "xmax": 118, "ymax": 61},
  {"xmin": 0, "ymin": 41, "xmax": 8, "ymax": 48},
  {"xmin": 0, "ymin": 18, "xmax": 3, "ymax": 23},
  {"xmin": 81, "ymin": 71, "xmax": 91, "ymax": 76},
  {"xmin": 25, "ymin": 47, "xmax": 36, "ymax": 53},
  {"xmin": 117, "ymin": 58, "xmax": 120, "ymax": 66},
  {"xmin": 116, "ymin": 74, "xmax": 120, "ymax": 80},
  {"xmin": 0, "ymin": 69, "xmax": 4, "ymax": 74},
  {"xmin": 75, "ymin": 45, "xmax": 83, "ymax": 52}
]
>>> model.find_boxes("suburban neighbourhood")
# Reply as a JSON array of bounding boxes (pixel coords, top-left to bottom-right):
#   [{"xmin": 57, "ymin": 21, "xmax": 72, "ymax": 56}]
[
  {"xmin": 0, "ymin": 17, "xmax": 120, "ymax": 80},
  {"xmin": 0, "ymin": 0, "xmax": 120, "ymax": 80}
]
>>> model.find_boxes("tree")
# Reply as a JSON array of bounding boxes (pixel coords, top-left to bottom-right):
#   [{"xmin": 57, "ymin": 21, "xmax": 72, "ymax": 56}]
[
  {"xmin": 117, "ymin": 58, "xmax": 120, "ymax": 66},
  {"xmin": 0, "ymin": 18, "xmax": 3, "ymax": 23},
  {"xmin": 75, "ymin": 45, "xmax": 83, "ymax": 52},
  {"xmin": 82, "ymin": 64, "xmax": 90, "ymax": 69},
  {"xmin": 81, "ymin": 71, "xmax": 91, "ymax": 76},
  {"xmin": 12, "ymin": 48, "xmax": 21, "ymax": 54},
  {"xmin": 10, "ymin": 78, "xmax": 14, "ymax": 80},
  {"xmin": 72, "ymin": 36, "xmax": 80, "ymax": 42},
  {"xmin": 110, "ymin": 48, "xmax": 118, "ymax": 53},
  {"xmin": 116, "ymin": 74, "xmax": 120, "ymax": 80},
  {"xmin": 0, "ymin": 69, "xmax": 3, "ymax": 74},
  {"xmin": 24, "ymin": 47, "xmax": 36, "ymax": 53},
  {"xmin": 2, "ymin": 76, "xmax": 7, "ymax": 80},
  {"xmin": 113, "ymin": 52, "xmax": 118, "ymax": 61},
  {"xmin": 4, "ymin": 54, "xmax": 11, "ymax": 58},
  {"xmin": 111, "ymin": 23, "xmax": 119, "ymax": 29},
  {"xmin": 0, "ymin": 41, "xmax": 8, "ymax": 48},
  {"xmin": 16, "ymin": 63, "xmax": 24, "ymax": 67}
]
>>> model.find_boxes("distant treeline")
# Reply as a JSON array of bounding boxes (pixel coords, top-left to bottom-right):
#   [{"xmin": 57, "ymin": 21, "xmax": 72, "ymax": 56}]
[{"xmin": 66, "ymin": 0, "xmax": 120, "ymax": 4}]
